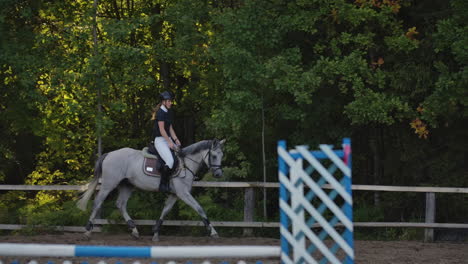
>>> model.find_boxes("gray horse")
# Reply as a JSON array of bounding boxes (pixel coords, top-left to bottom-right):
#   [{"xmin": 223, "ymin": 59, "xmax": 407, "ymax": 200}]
[{"xmin": 77, "ymin": 139, "xmax": 225, "ymax": 241}]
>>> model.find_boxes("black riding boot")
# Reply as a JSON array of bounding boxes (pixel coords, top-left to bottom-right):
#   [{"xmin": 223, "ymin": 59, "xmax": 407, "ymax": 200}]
[{"xmin": 159, "ymin": 165, "xmax": 171, "ymax": 193}]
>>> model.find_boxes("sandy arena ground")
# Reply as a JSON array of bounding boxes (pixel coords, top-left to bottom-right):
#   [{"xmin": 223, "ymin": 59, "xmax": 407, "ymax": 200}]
[{"xmin": 1, "ymin": 233, "xmax": 468, "ymax": 264}]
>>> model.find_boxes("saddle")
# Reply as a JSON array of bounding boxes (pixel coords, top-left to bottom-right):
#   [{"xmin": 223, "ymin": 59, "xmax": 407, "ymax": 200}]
[{"xmin": 142, "ymin": 143, "xmax": 180, "ymax": 177}]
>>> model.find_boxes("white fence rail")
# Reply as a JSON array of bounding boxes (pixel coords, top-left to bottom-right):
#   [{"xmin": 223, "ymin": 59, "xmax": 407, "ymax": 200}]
[
  {"xmin": 1, "ymin": 182, "xmax": 468, "ymax": 242},
  {"xmin": 2, "ymin": 182, "xmax": 468, "ymax": 193}
]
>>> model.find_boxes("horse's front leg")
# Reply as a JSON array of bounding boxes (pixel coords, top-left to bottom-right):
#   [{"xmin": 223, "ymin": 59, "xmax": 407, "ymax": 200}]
[
  {"xmin": 152, "ymin": 194, "xmax": 178, "ymax": 242},
  {"xmin": 176, "ymin": 191, "xmax": 219, "ymax": 238}
]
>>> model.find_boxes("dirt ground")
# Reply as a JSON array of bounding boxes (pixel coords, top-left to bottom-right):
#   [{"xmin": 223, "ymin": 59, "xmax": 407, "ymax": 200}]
[{"xmin": 1, "ymin": 233, "xmax": 468, "ymax": 264}]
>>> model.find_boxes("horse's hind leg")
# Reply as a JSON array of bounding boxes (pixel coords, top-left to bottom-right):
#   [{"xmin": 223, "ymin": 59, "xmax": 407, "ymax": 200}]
[
  {"xmin": 152, "ymin": 194, "xmax": 178, "ymax": 242},
  {"xmin": 84, "ymin": 187, "xmax": 114, "ymax": 239},
  {"xmin": 116, "ymin": 184, "xmax": 139, "ymax": 239},
  {"xmin": 176, "ymin": 192, "xmax": 219, "ymax": 238}
]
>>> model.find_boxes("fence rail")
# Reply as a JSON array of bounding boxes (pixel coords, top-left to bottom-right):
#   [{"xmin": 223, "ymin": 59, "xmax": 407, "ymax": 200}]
[
  {"xmin": 2, "ymin": 182, "xmax": 468, "ymax": 193},
  {"xmin": 1, "ymin": 182, "xmax": 468, "ymax": 242}
]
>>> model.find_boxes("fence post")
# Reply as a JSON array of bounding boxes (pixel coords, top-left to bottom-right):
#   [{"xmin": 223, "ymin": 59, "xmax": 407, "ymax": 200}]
[
  {"xmin": 424, "ymin": 192, "xmax": 436, "ymax": 242},
  {"xmin": 243, "ymin": 187, "xmax": 255, "ymax": 236}
]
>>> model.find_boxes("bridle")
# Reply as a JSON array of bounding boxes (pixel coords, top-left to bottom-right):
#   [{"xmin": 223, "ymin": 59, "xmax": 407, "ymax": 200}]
[
  {"xmin": 181, "ymin": 146, "xmax": 222, "ymax": 176},
  {"xmin": 207, "ymin": 146, "xmax": 223, "ymax": 173}
]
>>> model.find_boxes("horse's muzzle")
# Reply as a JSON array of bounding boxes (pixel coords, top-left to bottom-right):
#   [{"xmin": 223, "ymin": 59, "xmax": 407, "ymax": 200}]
[{"xmin": 212, "ymin": 167, "xmax": 223, "ymax": 178}]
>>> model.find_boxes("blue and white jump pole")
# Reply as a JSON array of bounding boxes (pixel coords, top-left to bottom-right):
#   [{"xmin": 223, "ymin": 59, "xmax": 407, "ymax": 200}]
[{"xmin": 0, "ymin": 244, "xmax": 280, "ymax": 259}]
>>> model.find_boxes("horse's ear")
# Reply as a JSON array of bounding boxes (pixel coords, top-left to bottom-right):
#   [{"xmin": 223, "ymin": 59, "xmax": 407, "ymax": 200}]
[
  {"xmin": 212, "ymin": 139, "xmax": 219, "ymax": 148},
  {"xmin": 219, "ymin": 139, "xmax": 226, "ymax": 145}
]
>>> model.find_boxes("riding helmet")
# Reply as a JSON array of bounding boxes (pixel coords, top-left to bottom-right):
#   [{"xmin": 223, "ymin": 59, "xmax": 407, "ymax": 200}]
[{"xmin": 159, "ymin": 91, "xmax": 174, "ymax": 101}]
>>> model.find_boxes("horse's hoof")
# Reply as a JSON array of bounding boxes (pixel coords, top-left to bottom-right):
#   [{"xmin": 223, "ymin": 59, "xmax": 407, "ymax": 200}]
[
  {"xmin": 84, "ymin": 231, "xmax": 92, "ymax": 240},
  {"xmin": 152, "ymin": 234, "xmax": 160, "ymax": 242},
  {"xmin": 131, "ymin": 230, "xmax": 140, "ymax": 239},
  {"xmin": 211, "ymin": 233, "xmax": 219, "ymax": 239}
]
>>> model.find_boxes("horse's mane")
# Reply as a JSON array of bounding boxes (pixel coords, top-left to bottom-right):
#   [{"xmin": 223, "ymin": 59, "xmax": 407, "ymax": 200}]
[{"xmin": 179, "ymin": 140, "xmax": 212, "ymax": 157}]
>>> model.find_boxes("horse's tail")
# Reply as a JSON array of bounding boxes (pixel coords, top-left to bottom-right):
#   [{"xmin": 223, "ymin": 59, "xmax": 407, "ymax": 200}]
[{"xmin": 77, "ymin": 153, "xmax": 108, "ymax": 211}]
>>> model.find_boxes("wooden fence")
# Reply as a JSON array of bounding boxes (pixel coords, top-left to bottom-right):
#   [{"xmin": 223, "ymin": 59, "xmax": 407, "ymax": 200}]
[{"xmin": 1, "ymin": 182, "xmax": 468, "ymax": 242}]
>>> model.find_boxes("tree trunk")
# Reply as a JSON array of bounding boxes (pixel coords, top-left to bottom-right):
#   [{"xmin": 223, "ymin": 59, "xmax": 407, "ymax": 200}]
[
  {"xmin": 370, "ymin": 126, "xmax": 384, "ymax": 206},
  {"xmin": 262, "ymin": 94, "xmax": 267, "ymax": 219},
  {"xmin": 150, "ymin": 4, "xmax": 171, "ymax": 91},
  {"xmin": 93, "ymin": 0, "xmax": 102, "ymax": 157}
]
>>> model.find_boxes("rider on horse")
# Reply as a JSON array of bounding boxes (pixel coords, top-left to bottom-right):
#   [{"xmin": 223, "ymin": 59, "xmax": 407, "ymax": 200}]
[{"xmin": 151, "ymin": 91, "xmax": 181, "ymax": 193}]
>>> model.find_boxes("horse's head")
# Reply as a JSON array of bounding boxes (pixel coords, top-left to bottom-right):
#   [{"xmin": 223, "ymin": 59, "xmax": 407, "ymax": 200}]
[{"xmin": 204, "ymin": 139, "xmax": 225, "ymax": 178}]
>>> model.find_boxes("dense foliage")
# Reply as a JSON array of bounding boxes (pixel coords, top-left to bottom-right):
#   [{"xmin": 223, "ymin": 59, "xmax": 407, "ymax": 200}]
[{"xmin": 1, "ymin": 0, "xmax": 466, "ymax": 238}]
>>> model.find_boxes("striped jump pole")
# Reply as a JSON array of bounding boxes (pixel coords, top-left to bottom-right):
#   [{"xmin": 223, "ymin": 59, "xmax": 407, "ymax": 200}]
[
  {"xmin": 278, "ymin": 138, "xmax": 354, "ymax": 264},
  {"xmin": 0, "ymin": 244, "xmax": 280, "ymax": 259}
]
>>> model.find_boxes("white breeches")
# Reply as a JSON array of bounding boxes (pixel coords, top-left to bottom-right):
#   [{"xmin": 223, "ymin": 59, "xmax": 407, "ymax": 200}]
[{"xmin": 154, "ymin": 137, "xmax": 174, "ymax": 169}]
